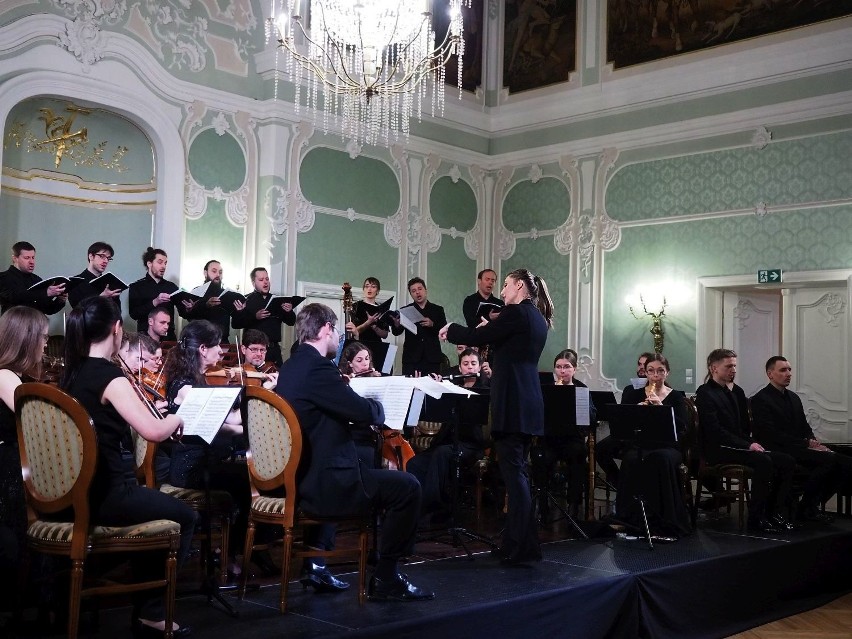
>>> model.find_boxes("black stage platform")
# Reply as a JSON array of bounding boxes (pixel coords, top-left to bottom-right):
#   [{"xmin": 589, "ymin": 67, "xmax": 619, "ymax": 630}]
[{"xmin": 73, "ymin": 519, "xmax": 852, "ymax": 639}]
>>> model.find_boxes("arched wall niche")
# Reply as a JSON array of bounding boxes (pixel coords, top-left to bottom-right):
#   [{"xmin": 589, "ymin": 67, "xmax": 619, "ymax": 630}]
[{"xmin": 0, "ymin": 70, "xmax": 186, "ymax": 271}]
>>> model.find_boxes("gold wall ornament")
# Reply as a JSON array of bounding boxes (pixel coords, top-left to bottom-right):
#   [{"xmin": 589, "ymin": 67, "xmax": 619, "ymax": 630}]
[
  {"xmin": 3, "ymin": 103, "xmax": 129, "ymax": 174},
  {"xmin": 629, "ymin": 294, "xmax": 667, "ymax": 354},
  {"xmin": 36, "ymin": 105, "xmax": 90, "ymax": 169}
]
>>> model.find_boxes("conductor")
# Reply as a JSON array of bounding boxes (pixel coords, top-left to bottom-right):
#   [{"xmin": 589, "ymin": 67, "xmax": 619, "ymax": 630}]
[{"xmin": 276, "ymin": 303, "xmax": 434, "ymax": 601}]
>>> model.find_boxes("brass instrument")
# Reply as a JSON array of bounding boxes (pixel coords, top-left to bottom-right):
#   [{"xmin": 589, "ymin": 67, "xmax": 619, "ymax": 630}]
[{"xmin": 644, "ymin": 380, "xmax": 658, "ymax": 404}]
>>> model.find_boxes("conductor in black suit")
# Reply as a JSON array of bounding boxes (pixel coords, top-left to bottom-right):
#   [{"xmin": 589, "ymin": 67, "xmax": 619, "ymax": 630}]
[
  {"xmin": 276, "ymin": 303, "xmax": 434, "ymax": 602},
  {"xmin": 695, "ymin": 348, "xmax": 795, "ymax": 533},
  {"xmin": 440, "ymin": 268, "xmax": 554, "ymax": 564}
]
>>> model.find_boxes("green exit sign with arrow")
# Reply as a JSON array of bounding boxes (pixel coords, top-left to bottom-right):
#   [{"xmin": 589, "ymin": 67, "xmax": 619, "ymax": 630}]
[{"xmin": 758, "ymin": 269, "xmax": 782, "ymax": 284}]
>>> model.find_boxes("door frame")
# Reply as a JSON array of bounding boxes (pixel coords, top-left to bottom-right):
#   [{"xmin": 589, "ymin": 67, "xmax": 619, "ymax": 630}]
[{"xmin": 696, "ymin": 268, "xmax": 852, "ymax": 384}]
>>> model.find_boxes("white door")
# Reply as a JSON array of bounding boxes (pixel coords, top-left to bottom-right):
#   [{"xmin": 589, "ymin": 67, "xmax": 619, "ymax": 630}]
[
  {"xmin": 781, "ymin": 285, "xmax": 850, "ymax": 443},
  {"xmin": 722, "ymin": 290, "xmax": 782, "ymax": 397}
]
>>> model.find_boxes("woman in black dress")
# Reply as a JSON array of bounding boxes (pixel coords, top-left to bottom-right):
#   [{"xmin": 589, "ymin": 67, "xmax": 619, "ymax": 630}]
[
  {"xmin": 440, "ymin": 268, "xmax": 554, "ymax": 564},
  {"xmin": 351, "ymin": 277, "xmax": 389, "ymax": 346},
  {"xmin": 0, "ymin": 307, "xmax": 49, "ymax": 594},
  {"xmin": 543, "ymin": 349, "xmax": 596, "ymax": 518},
  {"xmin": 162, "ymin": 320, "xmax": 247, "ymax": 577},
  {"xmin": 61, "ymin": 296, "xmax": 196, "ymax": 638},
  {"xmin": 618, "ymin": 353, "xmax": 691, "ymax": 538}
]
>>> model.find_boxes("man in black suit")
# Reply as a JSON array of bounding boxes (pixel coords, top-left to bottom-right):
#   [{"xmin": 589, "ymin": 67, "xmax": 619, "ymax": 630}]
[
  {"xmin": 462, "ymin": 268, "xmax": 503, "ymax": 328},
  {"xmin": 0, "ymin": 241, "xmax": 67, "ymax": 315},
  {"xmin": 276, "ymin": 303, "xmax": 433, "ymax": 601},
  {"xmin": 67, "ymin": 241, "xmax": 122, "ymax": 309},
  {"xmin": 695, "ymin": 348, "xmax": 795, "ymax": 533},
  {"xmin": 128, "ymin": 247, "xmax": 191, "ymax": 341},
  {"xmin": 232, "ymin": 267, "xmax": 295, "ymax": 366},
  {"xmin": 391, "ymin": 277, "xmax": 446, "ymax": 376},
  {"xmin": 188, "ymin": 260, "xmax": 240, "ymax": 342},
  {"xmin": 751, "ymin": 356, "xmax": 852, "ymax": 522}
]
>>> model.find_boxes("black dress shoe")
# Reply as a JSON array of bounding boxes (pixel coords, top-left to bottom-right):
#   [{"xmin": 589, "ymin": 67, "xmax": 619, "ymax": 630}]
[
  {"xmin": 797, "ymin": 508, "xmax": 834, "ymax": 524},
  {"xmin": 769, "ymin": 514, "xmax": 799, "ymax": 531},
  {"xmin": 367, "ymin": 573, "xmax": 435, "ymax": 602},
  {"xmin": 132, "ymin": 619, "xmax": 192, "ymax": 638},
  {"xmin": 299, "ymin": 562, "xmax": 350, "ymax": 593},
  {"xmin": 748, "ymin": 517, "xmax": 783, "ymax": 534}
]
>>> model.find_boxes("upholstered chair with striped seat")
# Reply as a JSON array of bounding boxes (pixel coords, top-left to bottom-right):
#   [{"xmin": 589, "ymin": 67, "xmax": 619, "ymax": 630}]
[
  {"xmin": 15, "ymin": 382, "xmax": 181, "ymax": 639},
  {"xmin": 238, "ymin": 386, "xmax": 369, "ymax": 613},
  {"xmin": 130, "ymin": 427, "xmax": 233, "ymax": 583}
]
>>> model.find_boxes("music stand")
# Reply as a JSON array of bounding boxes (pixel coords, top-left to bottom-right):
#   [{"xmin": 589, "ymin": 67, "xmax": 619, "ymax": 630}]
[
  {"xmin": 537, "ymin": 386, "xmax": 589, "ymax": 539},
  {"xmin": 417, "ymin": 392, "xmax": 499, "ymax": 557},
  {"xmin": 606, "ymin": 404, "xmax": 677, "ymax": 550},
  {"xmin": 588, "ymin": 391, "xmax": 618, "ymax": 507}
]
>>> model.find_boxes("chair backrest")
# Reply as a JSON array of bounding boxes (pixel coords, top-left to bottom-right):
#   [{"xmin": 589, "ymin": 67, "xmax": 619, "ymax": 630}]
[
  {"xmin": 130, "ymin": 427, "xmax": 158, "ymax": 488},
  {"xmin": 15, "ymin": 382, "xmax": 97, "ymax": 555},
  {"xmin": 682, "ymin": 395, "xmax": 701, "ymax": 475},
  {"xmin": 244, "ymin": 386, "xmax": 303, "ymax": 520}
]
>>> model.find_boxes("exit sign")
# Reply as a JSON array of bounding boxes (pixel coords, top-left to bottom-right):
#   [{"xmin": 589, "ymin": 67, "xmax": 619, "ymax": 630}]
[{"xmin": 758, "ymin": 269, "xmax": 782, "ymax": 283}]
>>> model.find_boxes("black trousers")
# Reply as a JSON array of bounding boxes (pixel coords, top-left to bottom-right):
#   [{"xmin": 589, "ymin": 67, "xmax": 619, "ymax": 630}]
[
  {"xmin": 304, "ymin": 468, "xmax": 421, "ymax": 571},
  {"xmin": 707, "ymin": 448, "xmax": 795, "ymax": 521},
  {"xmin": 93, "ymin": 481, "xmax": 197, "ymax": 621},
  {"xmin": 785, "ymin": 448, "xmax": 852, "ymax": 508},
  {"xmin": 494, "ymin": 432, "xmax": 540, "ymax": 558}
]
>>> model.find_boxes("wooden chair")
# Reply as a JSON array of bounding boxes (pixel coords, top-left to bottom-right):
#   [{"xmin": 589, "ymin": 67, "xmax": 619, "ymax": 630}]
[
  {"xmin": 15, "ymin": 383, "xmax": 181, "ymax": 639},
  {"xmin": 687, "ymin": 395, "xmax": 753, "ymax": 530},
  {"xmin": 238, "ymin": 386, "xmax": 369, "ymax": 613}
]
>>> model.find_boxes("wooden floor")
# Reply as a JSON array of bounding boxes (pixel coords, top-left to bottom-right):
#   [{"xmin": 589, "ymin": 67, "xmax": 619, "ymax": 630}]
[{"xmin": 725, "ymin": 592, "xmax": 852, "ymax": 639}]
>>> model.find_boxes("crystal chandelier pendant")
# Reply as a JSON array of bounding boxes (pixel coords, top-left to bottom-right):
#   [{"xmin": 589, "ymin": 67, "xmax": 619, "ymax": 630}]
[{"xmin": 271, "ymin": 0, "xmax": 469, "ymax": 147}]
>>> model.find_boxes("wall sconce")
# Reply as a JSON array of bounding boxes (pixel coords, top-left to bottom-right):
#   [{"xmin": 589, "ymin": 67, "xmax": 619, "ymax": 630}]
[{"xmin": 629, "ymin": 294, "xmax": 667, "ymax": 353}]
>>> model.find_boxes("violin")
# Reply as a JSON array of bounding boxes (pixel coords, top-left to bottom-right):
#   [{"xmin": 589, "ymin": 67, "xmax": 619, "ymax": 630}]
[
  {"xmin": 115, "ymin": 355, "xmax": 164, "ymax": 420},
  {"xmin": 380, "ymin": 428, "xmax": 415, "ymax": 471},
  {"xmin": 205, "ymin": 365, "xmax": 271, "ymax": 387},
  {"xmin": 139, "ymin": 367, "xmax": 167, "ymax": 402}
]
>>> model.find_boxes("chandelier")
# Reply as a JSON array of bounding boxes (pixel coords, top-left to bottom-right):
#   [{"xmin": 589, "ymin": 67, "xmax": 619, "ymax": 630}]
[{"xmin": 268, "ymin": 0, "xmax": 469, "ymax": 147}]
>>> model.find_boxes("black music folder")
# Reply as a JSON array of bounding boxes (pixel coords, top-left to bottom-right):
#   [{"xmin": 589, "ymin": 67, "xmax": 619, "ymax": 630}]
[
  {"xmin": 265, "ymin": 295, "xmax": 305, "ymax": 318},
  {"xmin": 590, "ymin": 391, "xmax": 617, "ymax": 421},
  {"xmin": 27, "ymin": 275, "xmax": 83, "ymax": 292},
  {"xmin": 606, "ymin": 404, "xmax": 677, "ymax": 447},
  {"xmin": 87, "ymin": 272, "xmax": 128, "ymax": 294},
  {"xmin": 541, "ymin": 385, "xmax": 591, "ymax": 438}
]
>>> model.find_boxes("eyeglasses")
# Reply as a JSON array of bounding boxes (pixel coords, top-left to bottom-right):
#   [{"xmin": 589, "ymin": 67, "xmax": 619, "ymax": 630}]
[
  {"xmin": 246, "ymin": 346, "xmax": 267, "ymax": 354},
  {"xmin": 645, "ymin": 368, "xmax": 667, "ymax": 375},
  {"xmin": 94, "ymin": 253, "xmax": 113, "ymax": 262}
]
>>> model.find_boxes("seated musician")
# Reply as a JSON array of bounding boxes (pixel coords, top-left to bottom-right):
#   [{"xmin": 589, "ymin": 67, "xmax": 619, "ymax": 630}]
[
  {"xmin": 277, "ymin": 304, "xmax": 433, "ymax": 601},
  {"xmin": 616, "ymin": 353, "xmax": 691, "ymax": 538},
  {"xmin": 539, "ymin": 349, "xmax": 595, "ymax": 518},
  {"xmin": 162, "ymin": 320, "xmax": 250, "ymax": 579},
  {"xmin": 61, "ymin": 296, "xmax": 196, "ymax": 637},
  {"xmin": 239, "ymin": 329, "xmax": 278, "ymax": 390}
]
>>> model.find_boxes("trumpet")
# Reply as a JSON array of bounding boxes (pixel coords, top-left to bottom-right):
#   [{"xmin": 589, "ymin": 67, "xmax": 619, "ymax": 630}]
[{"xmin": 643, "ymin": 380, "xmax": 659, "ymax": 404}]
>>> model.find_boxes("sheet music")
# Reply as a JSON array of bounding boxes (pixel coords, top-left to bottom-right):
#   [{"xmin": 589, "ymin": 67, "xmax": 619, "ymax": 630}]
[
  {"xmin": 381, "ymin": 344, "xmax": 398, "ymax": 374},
  {"xmin": 398, "ymin": 305, "xmax": 425, "ymax": 334},
  {"xmin": 631, "ymin": 377, "xmax": 648, "ymax": 389},
  {"xmin": 575, "ymin": 386, "xmax": 590, "ymax": 426},
  {"xmin": 176, "ymin": 387, "xmax": 241, "ymax": 444},
  {"xmin": 349, "ymin": 376, "xmax": 477, "ymax": 430},
  {"xmin": 191, "ymin": 281, "xmax": 211, "ymax": 297}
]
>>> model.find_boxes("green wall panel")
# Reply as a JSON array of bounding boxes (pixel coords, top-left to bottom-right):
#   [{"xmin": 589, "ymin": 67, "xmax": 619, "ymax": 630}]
[
  {"xmin": 300, "ymin": 148, "xmax": 399, "ymax": 217},
  {"xmin": 425, "ymin": 236, "xmax": 476, "ymax": 364},
  {"xmin": 606, "ymin": 131, "xmax": 852, "ymax": 221},
  {"xmin": 188, "ymin": 129, "xmax": 246, "ymax": 192},
  {"xmin": 183, "ymin": 200, "xmax": 245, "ymax": 290},
  {"xmin": 502, "ymin": 238, "xmax": 569, "ymax": 369},
  {"xmin": 602, "ymin": 205, "xmax": 852, "ymax": 389},
  {"xmin": 429, "ymin": 176, "xmax": 477, "ymax": 232},
  {"xmin": 296, "ymin": 213, "xmax": 397, "ymax": 291},
  {"xmin": 503, "ymin": 178, "xmax": 570, "ymax": 232}
]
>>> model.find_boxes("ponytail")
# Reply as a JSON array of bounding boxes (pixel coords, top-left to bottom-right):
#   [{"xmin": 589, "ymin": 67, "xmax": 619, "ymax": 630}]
[
  {"xmin": 507, "ymin": 268, "xmax": 554, "ymax": 329},
  {"xmin": 61, "ymin": 296, "xmax": 122, "ymax": 389}
]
